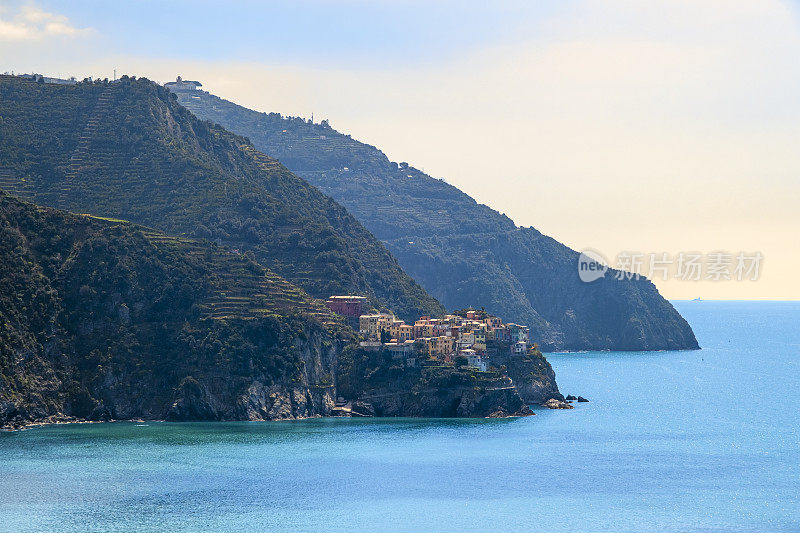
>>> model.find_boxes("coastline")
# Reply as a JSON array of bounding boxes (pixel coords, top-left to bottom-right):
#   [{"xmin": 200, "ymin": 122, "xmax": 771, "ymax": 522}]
[{"xmin": 2, "ymin": 410, "xmax": 540, "ymax": 433}]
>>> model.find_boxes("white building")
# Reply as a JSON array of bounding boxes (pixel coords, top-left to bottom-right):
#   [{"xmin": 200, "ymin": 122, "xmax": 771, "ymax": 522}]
[
  {"xmin": 385, "ymin": 340, "xmax": 415, "ymax": 359},
  {"xmin": 164, "ymin": 76, "xmax": 203, "ymax": 92},
  {"xmin": 462, "ymin": 349, "xmax": 488, "ymax": 372}
]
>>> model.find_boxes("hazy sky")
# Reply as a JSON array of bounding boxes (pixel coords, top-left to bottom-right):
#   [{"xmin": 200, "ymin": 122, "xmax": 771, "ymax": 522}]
[{"xmin": 2, "ymin": 0, "xmax": 798, "ymax": 300}]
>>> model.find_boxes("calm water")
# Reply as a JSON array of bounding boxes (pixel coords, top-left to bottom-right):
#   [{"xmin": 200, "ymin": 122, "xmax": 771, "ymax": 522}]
[{"xmin": 1, "ymin": 301, "xmax": 798, "ymax": 532}]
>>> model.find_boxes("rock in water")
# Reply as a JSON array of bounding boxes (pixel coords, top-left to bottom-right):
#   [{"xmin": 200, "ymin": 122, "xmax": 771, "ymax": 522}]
[
  {"xmin": 541, "ymin": 398, "xmax": 574, "ymax": 410},
  {"xmin": 577, "ymin": 396, "xmax": 590, "ymax": 402},
  {"xmin": 351, "ymin": 401, "xmax": 376, "ymax": 417}
]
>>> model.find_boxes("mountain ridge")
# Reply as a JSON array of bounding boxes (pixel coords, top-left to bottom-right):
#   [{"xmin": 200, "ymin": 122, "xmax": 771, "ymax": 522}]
[{"xmin": 170, "ymin": 84, "xmax": 699, "ymax": 351}]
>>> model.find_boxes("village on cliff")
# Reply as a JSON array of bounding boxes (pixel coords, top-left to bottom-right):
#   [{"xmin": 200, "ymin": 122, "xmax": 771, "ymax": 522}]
[{"xmin": 325, "ymin": 296, "xmax": 536, "ymax": 371}]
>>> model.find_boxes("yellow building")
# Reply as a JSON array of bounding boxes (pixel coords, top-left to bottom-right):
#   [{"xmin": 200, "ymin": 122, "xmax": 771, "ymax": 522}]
[
  {"xmin": 387, "ymin": 321, "xmax": 414, "ymax": 342},
  {"xmin": 472, "ymin": 329, "xmax": 487, "ymax": 351},
  {"xmin": 433, "ymin": 336, "xmax": 456, "ymax": 356},
  {"xmin": 413, "ymin": 321, "xmax": 434, "ymax": 339},
  {"xmin": 396, "ymin": 324, "xmax": 414, "ymax": 342},
  {"xmin": 414, "ymin": 337, "xmax": 436, "ymax": 358},
  {"xmin": 359, "ymin": 313, "xmax": 393, "ymax": 340}
]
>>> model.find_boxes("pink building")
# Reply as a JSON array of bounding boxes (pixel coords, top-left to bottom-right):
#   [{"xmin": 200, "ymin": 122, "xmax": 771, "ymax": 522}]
[{"xmin": 326, "ymin": 296, "xmax": 367, "ymax": 326}]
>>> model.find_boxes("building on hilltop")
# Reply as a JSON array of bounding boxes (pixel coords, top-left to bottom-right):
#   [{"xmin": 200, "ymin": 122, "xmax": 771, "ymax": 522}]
[
  {"xmin": 413, "ymin": 319, "xmax": 434, "ymax": 339},
  {"xmin": 389, "ymin": 322, "xmax": 414, "ymax": 342},
  {"xmin": 385, "ymin": 340, "xmax": 416, "ymax": 365},
  {"xmin": 493, "ymin": 325, "xmax": 511, "ymax": 344},
  {"xmin": 484, "ymin": 315, "xmax": 502, "ymax": 329},
  {"xmin": 18, "ymin": 73, "xmax": 77, "ymax": 85},
  {"xmin": 164, "ymin": 76, "xmax": 202, "ymax": 92},
  {"xmin": 512, "ymin": 341, "xmax": 528, "ymax": 355},
  {"xmin": 462, "ymin": 350, "xmax": 488, "ymax": 372}
]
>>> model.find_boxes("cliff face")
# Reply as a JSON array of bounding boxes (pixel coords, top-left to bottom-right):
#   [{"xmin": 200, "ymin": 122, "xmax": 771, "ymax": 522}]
[
  {"xmin": 503, "ymin": 355, "xmax": 562, "ymax": 404},
  {"xmin": 175, "ymin": 88, "xmax": 699, "ymax": 351},
  {"xmin": 1, "ymin": 324, "xmax": 346, "ymax": 429},
  {"xmin": 164, "ymin": 327, "xmax": 342, "ymax": 422},
  {"xmin": 335, "ymin": 347, "xmax": 550, "ymax": 418},
  {"xmin": 390, "ymin": 229, "xmax": 699, "ymax": 350},
  {"xmin": 0, "ymin": 194, "xmax": 349, "ymax": 429},
  {"xmin": 363, "ymin": 385, "xmax": 530, "ymax": 418}
]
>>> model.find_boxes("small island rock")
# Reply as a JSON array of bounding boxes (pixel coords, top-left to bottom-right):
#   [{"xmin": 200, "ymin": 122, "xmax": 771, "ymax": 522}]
[{"xmin": 541, "ymin": 398, "xmax": 574, "ymax": 410}]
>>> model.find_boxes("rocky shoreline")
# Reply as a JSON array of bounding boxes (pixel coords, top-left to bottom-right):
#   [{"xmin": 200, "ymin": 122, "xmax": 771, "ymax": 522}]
[
  {"xmin": 3, "ymin": 393, "xmax": 594, "ymax": 431},
  {"xmin": 3, "ymin": 412, "xmax": 535, "ymax": 433},
  {"xmin": 2, "ymin": 365, "xmax": 584, "ymax": 431}
]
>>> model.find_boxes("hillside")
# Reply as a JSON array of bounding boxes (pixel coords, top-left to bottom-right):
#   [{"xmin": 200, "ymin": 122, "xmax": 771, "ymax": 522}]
[
  {"xmin": 0, "ymin": 74, "xmax": 443, "ymax": 323},
  {"xmin": 1, "ymin": 194, "xmax": 549, "ymax": 428},
  {"xmin": 0, "ymin": 192, "xmax": 352, "ymax": 428},
  {"xmin": 0, "ymin": 197, "xmax": 561, "ymax": 429},
  {"xmin": 173, "ymin": 86, "xmax": 699, "ymax": 351}
]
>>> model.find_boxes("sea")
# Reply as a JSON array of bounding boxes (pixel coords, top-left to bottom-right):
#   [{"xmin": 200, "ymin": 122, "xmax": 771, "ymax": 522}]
[{"xmin": 1, "ymin": 301, "xmax": 798, "ymax": 532}]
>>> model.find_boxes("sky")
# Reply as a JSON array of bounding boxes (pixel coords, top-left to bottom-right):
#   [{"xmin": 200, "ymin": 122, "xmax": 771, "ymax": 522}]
[{"xmin": 1, "ymin": 0, "xmax": 798, "ymax": 300}]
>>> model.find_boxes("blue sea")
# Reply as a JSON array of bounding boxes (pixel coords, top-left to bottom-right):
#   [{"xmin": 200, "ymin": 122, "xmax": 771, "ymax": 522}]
[{"xmin": 1, "ymin": 301, "xmax": 798, "ymax": 532}]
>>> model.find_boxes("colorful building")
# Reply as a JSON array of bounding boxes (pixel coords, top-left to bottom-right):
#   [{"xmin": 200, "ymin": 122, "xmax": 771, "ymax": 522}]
[
  {"xmin": 355, "ymin": 307, "xmax": 535, "ymax": 369},
  {"xmin": 359, "ymin": 313, "xmax": 393, "ymax": 340},
  {"xmin": 326, "ymin": 295, "xmax": 367, "ymax": 317},
  {"xmin": 326, "ymin": 295, "xmax": 368, "ymax": 327},
  {"xmin": 512, "ymin": 341, "xmax": 528, "ymax": 355},
  {"xmin": 389, "ymin": 322, "xmax": 414, "ymax": 342},
  {"xmin": 413, "ymin": 320, "xmax": 434, "ymax": 339},
  {"xmin": 508, "ymin": 323, "xmax": 530, "ymax": 344},
  {"xmin": 460, "ymin": 349, "xmax": 488, "ymax": 371}
]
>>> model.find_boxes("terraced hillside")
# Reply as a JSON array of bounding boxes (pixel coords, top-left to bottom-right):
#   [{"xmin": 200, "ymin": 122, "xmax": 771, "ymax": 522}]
[
  {"xmin": 136, "ymin": 229, "xmax": 338, "ymax": 325},
  {"xmin": 0, "ymin": 167, "xmax": 33, "ymax": 200},
  {"xmin": 174, "ymin": 86, "xmax": 699, "ymax": 351},
  {"xmin": 0, "ymin": 74, "xmax": 443, "ymax": 323},
  {"xmin": 0, "ymin": 192, "xmax": 349, "ymax": 428}
]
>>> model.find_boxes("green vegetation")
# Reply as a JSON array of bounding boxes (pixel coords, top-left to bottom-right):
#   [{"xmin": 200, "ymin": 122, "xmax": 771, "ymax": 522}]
[
  {"xmin": 176, "ymin": 87, "xmax": 699, "ymax": 351},
  {"xmin": 0, "ymin": 75, "xmax": 443, "ymax": 323},
  {"xmin": 452, "ymin": 308, "xmax": 489, "ymax": 320},
  {"xmin": 0, "ymin": 193, "xmax": 347, "ymax": 425}
]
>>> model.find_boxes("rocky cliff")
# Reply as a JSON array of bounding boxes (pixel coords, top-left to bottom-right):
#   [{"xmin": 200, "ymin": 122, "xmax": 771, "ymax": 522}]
[
  {"xmin": 357, "ymin": 384, "xmax": 531, "ymax": 419},
  {"xmin": 0, "ymin": 193, "xmax": 351, "ymax": 429},
  {"xmin": 503, "ymin": 355, "xmax": 562, "ymax": 404},
  {"xmin": 335, "ymin": 346, "xmax": 545, "ymax": 418}
]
